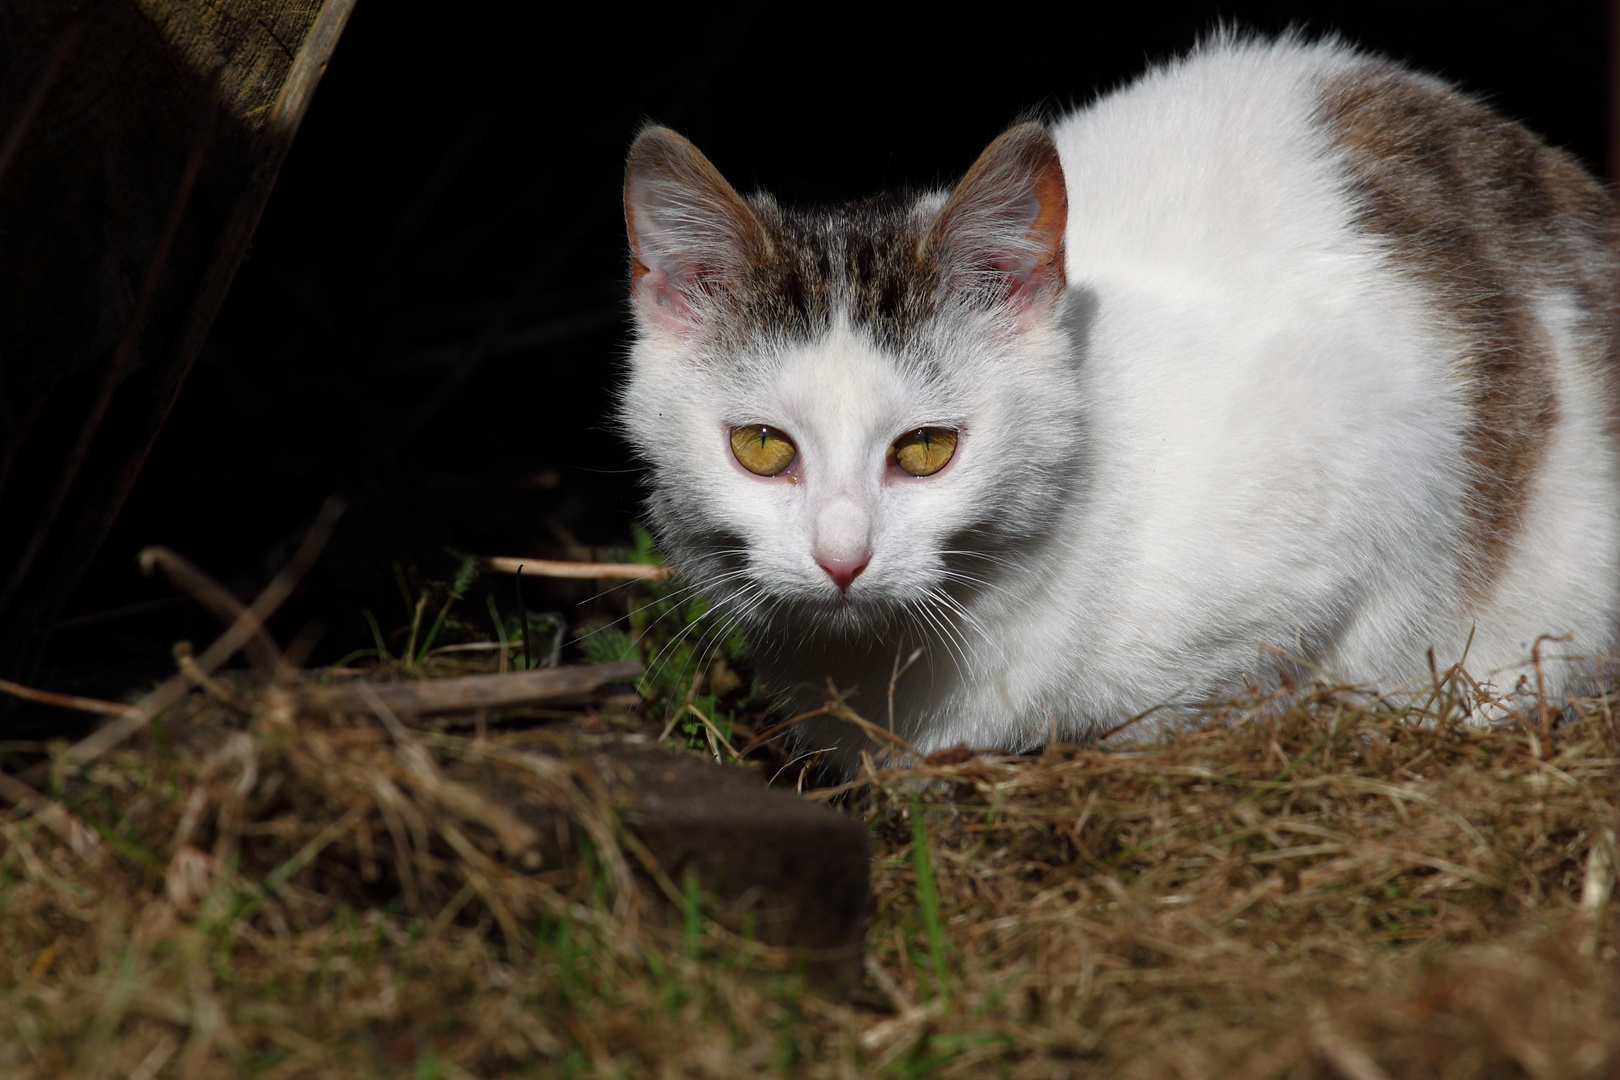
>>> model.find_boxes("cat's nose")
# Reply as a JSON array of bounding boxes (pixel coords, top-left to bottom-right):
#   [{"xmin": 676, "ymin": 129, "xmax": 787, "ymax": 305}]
[
  {"xmin": 813, "ymin": 496, "xmax": 871, "ymax": 592},
  {"xmin": 817, "ymin": 554, "xmax": 870, "ymax": 593}
]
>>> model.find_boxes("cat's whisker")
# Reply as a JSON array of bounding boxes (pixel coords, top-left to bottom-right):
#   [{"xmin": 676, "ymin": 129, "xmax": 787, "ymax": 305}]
[
  {"xmin": 575, "ymin": 574, "xmax": 663, "ymax": 607},
  {"xmin": 911, "ymin": 591, "xmax": 973, "ymax": 685},
  {"xmin": 641, "ymin": 610, "xmax": 728, "ymax": 693},
  {"xmin": 572, "ymin": 581, "xmax": 721, "ymax": 658},
  {"xmin": 930, "ymin": 586, "xmax": 1008, "ymax": 668},
  {"xmin": 937, "ymin": 548, "xmax": 1022, "ymax": 570},
  {"xmin": 687, "ymin": 583, "xmax": 779, "ymax": 686},
  {"xmin": 639, "ymin": 584, "xmax": 739, "ymax": 682},
  {"xmin": 903, "ymin": 608, "xmax": 947, "ymax": 681},
  {"xmin": 932, "ymin": 584, "xmax": 1000, "ymax": 669},
  {"xmin": 640, "ymin": 578, "xmax": 765, "ymax": 688},
  {"xmin": 938, "ymin": 609, "xmax": 984, "ymax": 678},
  {"xmin": 936, "ymin": 569, "xmax": 1005, "ymax": 597},
  {"xmin": 572, "ymin": 579, "xmax": 715, "ymax": 645},
  {"xmin": 686, "ymin": 610, "xmax": 748, "ymax": 700},
  {"xmin": 938, "ymin": 551, "xmax": 1027, "ymax": 582}
]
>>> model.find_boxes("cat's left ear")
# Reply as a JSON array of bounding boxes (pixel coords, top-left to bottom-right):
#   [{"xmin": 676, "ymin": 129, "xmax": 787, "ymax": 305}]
[
  {"xmin": 927, "ymin": 122, "xmax": 1067, "ymax": 327},
  {"xmin": 624, "ymin": 125, "xmax": 768, "ymax": 336}
]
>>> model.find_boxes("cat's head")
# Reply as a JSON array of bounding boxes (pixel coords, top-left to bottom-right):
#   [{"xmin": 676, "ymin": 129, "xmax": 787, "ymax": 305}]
[{"xmin": 619, "ymin": 123, "xmax": 1087, "ymax": 640}]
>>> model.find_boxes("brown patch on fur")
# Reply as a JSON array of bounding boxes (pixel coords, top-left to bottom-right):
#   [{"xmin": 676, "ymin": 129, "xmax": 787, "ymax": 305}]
[
  {"xmin": 1320, "ymin": 65, "xmax": 1617, "ymax": 603},
  {"xmin": 1025, "ymin": 154, "xmax": 1069, "ymax": 289}
]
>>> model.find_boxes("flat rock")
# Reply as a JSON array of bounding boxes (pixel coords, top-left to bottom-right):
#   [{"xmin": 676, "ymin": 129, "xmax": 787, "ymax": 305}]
[
  {"xmin": 459, "ymin": 733, "xmax": 870, "ymax": 982},
  {"xmin": 612, "ymin": 745, "xmax": 869, "ymax": 948}
]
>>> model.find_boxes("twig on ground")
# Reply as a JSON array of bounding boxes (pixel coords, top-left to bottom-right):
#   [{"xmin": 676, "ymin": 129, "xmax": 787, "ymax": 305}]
[
  {"xmin": 823, "ymin": 679, "xmax": 920, "ymax": 761},
  {"xmin": 514, "ymin": 567, "xmax": 532, "ymax": 671},
  {"xmin": 303, "ymin": 660, "xmax": 642, "ymax": 715},
  {"xmin": 480, "ymin": 556, "xmax": 671, "ymax": 581},
  {"xmin": 48, "ymin": 496, "xmax": 344, "ymax": 773},
  {"xmin": 738, "ymin": 705, "xmax": 835, "ymax": 754},
  {"xmin": 172, "ymin": 642, "xmax": 254, "ymax": 715},
  {"xmin": 140, "ymin": 546, "xmax": 283, "ymax": 676},
  {"xmin": 0, "ymin": 679, "xmax": 132, "ymax": 718},
  {"xmin": 888, "ymin": 646, "xmax": 923, "ymax": 734},
  {"xmin": 1532, "ymin": 632, "xmax": 1574, "ymax": 751}
]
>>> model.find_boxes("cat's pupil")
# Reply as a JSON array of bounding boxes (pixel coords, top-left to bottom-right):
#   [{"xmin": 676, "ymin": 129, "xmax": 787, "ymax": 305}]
[
  {"xmin": 892, "ymin": 427, "xmax": 958, "ymax": 476},
  {"xmin": 729, "ymin": 425, "xmax": 797, "ymax": 476}
]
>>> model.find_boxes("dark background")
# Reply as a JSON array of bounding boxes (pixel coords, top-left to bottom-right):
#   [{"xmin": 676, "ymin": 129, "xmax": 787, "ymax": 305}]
[{"xmin": 39, "ymin": 1, "xmax": 1613, "ymax": 694}]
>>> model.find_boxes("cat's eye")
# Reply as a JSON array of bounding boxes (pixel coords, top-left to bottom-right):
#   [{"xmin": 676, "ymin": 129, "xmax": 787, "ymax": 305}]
[
  {"xmin": 730, "ymin": 425, "xmax": 797, "ymax": 476},
  {"xmin": 890, "ymin": 427, "xmax": 958, "ymax": 476}
]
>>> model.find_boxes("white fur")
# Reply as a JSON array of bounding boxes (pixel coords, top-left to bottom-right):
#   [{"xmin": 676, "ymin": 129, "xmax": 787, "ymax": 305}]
[{"xmin": 621, "ymin": 37, "xmax": 1620, "ymax": 772}]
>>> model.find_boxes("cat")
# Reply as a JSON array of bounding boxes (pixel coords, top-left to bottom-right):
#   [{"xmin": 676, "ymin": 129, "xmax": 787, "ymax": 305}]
[{"xmin": 617, "ymin": 33, "xmax": 1620, "ymax": 776}]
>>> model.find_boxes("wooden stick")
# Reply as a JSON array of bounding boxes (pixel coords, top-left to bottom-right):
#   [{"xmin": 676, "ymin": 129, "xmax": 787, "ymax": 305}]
[
  {"xmin": 52, "ymin": 497, "xmax": 343, "ymax": 772},
  {"xmin": 304, "ymin": 660, "xmax": 642, "ymax": 715},
  {"xmin": 0, "ymin": 678, "xmax": 131, "ymax": 718},
  {"xmin": 139, "ymin": 546, "xmax": 283, "ymax": 676},
  {"xmin": 479, "ymin": 556, "xmax": 671, "ymax": 581}
]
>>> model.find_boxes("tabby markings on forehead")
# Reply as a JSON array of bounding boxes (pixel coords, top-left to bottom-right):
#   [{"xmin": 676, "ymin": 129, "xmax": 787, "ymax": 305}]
[
  {"xmin": 719, "ymin": 191, "xmax": 943, "ymax": 355},
  {"xmin": 1319, "ymin": 63, "xmax": 1615, "ymax": 605}
]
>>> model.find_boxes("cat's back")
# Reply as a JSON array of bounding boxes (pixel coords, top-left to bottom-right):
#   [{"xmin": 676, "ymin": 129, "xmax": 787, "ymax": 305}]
[
  {"xmin": 1052, "ymin": 37, "xmax": 1367, "ymax": 288},
  {"xmin": 1033, "ymin": 34, "xmax": 1620, "ymax": 705},
  {"xmin": 1053, "ymin": 36, "xmax": 1612, "ymax": 299}
]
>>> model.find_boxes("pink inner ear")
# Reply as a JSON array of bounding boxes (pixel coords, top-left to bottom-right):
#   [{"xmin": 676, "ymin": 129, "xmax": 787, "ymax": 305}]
[
  {"xmin": 631, "ymin": 247, "xmax": 731, "ymax": 335},
  {"xmin": 988, "ymin": 252, "xmax": 1036, "ymax": 277},
  {"xmin": 632, "ymin": 265, "xmax": 696, "ymax": 334}
]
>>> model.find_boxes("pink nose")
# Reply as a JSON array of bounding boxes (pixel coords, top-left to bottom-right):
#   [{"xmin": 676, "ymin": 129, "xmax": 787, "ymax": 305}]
[{"xmin": 817, "ymin": 555, "xmax": 869, "ymax": 593}]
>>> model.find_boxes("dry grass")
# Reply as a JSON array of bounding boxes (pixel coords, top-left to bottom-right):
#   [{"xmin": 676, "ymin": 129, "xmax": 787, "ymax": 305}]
[
  {"xmin": 844, "ymin": 684, "xmax": 1620, "ymax": 1079},
  {"xmin": 2, "ymin": 653, "xmax": 1618, "ymax": 1078}
]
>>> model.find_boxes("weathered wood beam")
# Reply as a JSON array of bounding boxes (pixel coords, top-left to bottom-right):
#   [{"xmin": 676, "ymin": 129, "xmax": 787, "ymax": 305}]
[{"xmin": 0, "ymin": 0, "xmax": 355, "ymax": 700}]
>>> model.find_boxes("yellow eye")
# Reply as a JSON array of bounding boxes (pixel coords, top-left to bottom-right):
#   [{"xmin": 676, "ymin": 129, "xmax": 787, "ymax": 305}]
[
  {"xmin": 891, "ymin": 427, "xmax": 958, "ymax": 476},
  {"xmin": 730, "ymin": 425, "xmax": 797, "ymax": 476}
]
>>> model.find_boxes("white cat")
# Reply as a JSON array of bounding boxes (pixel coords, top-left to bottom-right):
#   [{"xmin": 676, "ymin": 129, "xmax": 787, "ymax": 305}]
[{"xmin": 618, "ymin": 34, "xmax": 1620, "ymax": 774}]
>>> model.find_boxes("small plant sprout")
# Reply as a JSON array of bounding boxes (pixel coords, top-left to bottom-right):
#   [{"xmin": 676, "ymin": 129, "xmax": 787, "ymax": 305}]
[{"xmin": 413, "ymin": 554, "xmax": 478, "ymax": 664}]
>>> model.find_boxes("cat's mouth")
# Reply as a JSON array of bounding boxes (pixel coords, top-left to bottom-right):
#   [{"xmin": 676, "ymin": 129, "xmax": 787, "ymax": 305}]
[{"xmin": 767, "ymin": 575, "xmax": 942, "ymax": 633}]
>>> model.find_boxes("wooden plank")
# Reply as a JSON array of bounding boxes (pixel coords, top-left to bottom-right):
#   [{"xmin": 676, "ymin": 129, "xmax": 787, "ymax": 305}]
[{"xmin": 0, "ymin": 1, "xmax": 355, "ymax": 700}]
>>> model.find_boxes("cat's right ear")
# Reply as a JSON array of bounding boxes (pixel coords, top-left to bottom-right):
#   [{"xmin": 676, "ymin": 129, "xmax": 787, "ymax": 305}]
[
  {"xmin": 928, "ymin": 122, "xmax": 1068, "ymax": 329},
  {"xmin": 624, "ymin": 126, "xmax": 767, "ymax": 336}
]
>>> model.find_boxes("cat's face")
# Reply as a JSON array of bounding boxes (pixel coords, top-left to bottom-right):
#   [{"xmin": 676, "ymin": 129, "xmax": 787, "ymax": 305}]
[{"xmin": 620, "ymin": 125, "xmax": 1081, "ymax": 639}]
